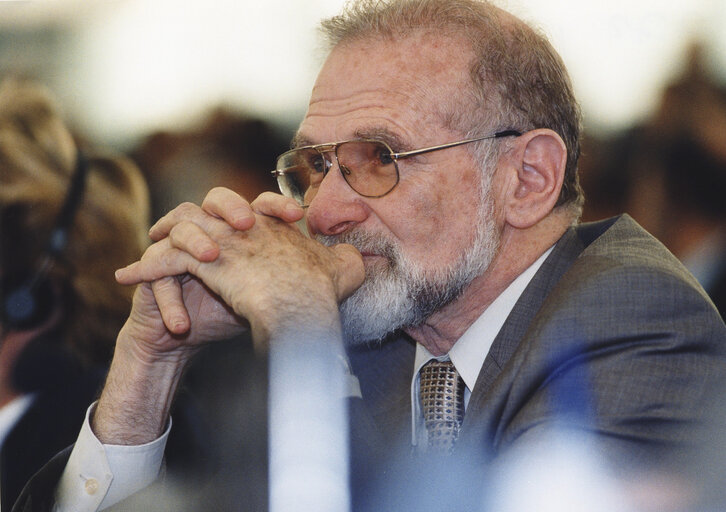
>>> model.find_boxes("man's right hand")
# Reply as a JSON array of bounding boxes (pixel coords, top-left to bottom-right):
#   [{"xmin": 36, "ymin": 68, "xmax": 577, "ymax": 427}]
[
  {"xmin": 115, "ymin": 190, "xmax": 363, "ymax": 349},
  {"xmin": 97, "ymin": 187, "xmax": 363, "ymax": 445},
  {"xmin": 124, "ymin": 188, "xmax": 308, "ymax": 338}
]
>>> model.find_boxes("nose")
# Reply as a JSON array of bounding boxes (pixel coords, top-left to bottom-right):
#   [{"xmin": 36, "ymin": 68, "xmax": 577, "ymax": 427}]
[{"xmin": 305, "ymin": 160, "xmax": 369, "ymax": 236}]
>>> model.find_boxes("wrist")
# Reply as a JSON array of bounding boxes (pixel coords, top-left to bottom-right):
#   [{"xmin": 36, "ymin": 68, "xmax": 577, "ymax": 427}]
[
  {"xmin": 92, "ymin": 329, "xmax": 190, "ymax": 445},
  {"xmin": 248, "ymin": 288, "xmax": 342, "ymax": 349},
  {"xmin": 238, "ymin": 267, "xmax": 342, "ymax": 347}
]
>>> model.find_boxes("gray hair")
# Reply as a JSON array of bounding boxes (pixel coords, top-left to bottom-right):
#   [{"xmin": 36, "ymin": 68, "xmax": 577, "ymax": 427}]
[{"xmin": 320, "ymin": 0, "xmax": 584, "ymax": 218}]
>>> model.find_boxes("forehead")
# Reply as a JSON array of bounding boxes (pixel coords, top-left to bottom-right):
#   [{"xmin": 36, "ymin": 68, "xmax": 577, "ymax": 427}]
[{"xmin": 298, "ymin": 31, "xmax": 475, "ymax": 145}]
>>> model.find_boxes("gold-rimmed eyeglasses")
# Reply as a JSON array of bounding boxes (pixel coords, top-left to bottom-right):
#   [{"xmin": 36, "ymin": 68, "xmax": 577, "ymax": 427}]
[{"xmin": 271, "ymin": 129, "xmax": 521, "ymax": 206}]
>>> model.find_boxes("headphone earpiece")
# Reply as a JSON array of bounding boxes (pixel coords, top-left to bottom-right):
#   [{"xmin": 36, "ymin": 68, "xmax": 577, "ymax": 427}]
[
  {"xmin": 1, "ymin": 151, "xmax": 88, "ymax": 332},
  {"xmin": 0, "ymin": 272, "xmax": 56, "ymax": 330}
]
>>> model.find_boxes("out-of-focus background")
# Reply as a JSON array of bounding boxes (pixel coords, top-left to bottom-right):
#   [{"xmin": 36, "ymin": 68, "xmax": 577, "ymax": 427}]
[
  {"xmin": 2, "ymin": 0, "xmax": 725, "ymax": 315},
  {"xmin": 3, "ymin": 0, "xmax": 725, "ymax": 142}
]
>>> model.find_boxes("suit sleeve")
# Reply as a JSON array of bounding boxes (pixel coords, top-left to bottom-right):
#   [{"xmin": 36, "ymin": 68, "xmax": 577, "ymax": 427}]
[{"xmin": 12, "ymin": 447, "xmax": 72, "ymax": 512}]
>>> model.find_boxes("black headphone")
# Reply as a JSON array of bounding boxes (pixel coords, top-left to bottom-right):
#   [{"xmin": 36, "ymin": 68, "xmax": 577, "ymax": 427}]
[{"xmin": 1, "ymin": 151, "xmax": 89, "ymax": 331}]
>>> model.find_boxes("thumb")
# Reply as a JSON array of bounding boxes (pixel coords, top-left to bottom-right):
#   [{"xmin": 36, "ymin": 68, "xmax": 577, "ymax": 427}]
[{"xmin": 331, "ymin": 243, "xmax": 365, "ymax": 301}]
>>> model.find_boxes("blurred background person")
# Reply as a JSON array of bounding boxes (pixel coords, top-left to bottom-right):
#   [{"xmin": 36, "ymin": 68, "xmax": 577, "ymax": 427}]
[
  {"xmin": 130, "ymin": 106, "xmax": 289, "ymax": 221},
  {"xmin": 580, "ymin": 42, "xmax": 726, "ymax": 318},
  {"xmin": 0, "ymin": 77, "xmax": 294, "ymax": 512},
  {"xmin": 0, "ymin": 77, "xmax": 209, "ymax": 510}
]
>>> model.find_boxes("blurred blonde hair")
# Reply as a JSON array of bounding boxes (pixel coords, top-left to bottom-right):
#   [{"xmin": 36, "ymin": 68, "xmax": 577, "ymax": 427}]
[{"xmin": 0, "ymin": 77, "xmax": 150, "ymax": 365}]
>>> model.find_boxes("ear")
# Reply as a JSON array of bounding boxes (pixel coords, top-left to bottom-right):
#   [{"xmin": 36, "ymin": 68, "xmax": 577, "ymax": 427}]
[{"xmin": 502, "ymin": 129, "xmax": 566, "ymax": 229}]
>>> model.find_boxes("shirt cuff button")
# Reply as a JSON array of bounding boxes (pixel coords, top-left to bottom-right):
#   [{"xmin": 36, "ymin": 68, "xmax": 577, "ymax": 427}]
[{"xmin": 84, "ymin": 478, "xmax": 100, "ymax": 495}]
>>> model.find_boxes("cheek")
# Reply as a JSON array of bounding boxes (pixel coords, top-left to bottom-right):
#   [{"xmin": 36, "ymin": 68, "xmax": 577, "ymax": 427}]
[{"xmin": 385, "ymin": 164, "xmax": 483, "ymax": 260}]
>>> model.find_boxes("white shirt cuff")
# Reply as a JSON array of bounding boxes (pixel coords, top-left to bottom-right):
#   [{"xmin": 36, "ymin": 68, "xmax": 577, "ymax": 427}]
[{"xmin": 53, "ymin": 402, "xmax": 170, "ymax": 512}]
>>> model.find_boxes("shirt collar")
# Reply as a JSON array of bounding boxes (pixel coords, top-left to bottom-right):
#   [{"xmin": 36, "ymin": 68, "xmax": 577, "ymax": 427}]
[
  {"xmin": 411, "ymin": 246, "xmax": 553, "ymax": 445},
  {"xmin": 448, "ymin": 245, "xmax": 553, "ymax": 391}
]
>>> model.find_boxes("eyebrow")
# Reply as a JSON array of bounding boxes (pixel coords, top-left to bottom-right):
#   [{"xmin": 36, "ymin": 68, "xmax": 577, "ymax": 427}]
[
  {"xmin": 353, "ymin": 127, "xmax": 412, "ymax": 152},
  {"xmin": 291, "ymin": 126, "xmax": 412, "ymax": 152},
  {"xmin": 290, "ymin": 132, "xmax": 314, "ymax": 149}
]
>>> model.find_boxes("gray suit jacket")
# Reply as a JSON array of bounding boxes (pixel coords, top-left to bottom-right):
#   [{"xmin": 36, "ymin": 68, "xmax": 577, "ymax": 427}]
[
  {"xmin": 349, "ymin": 215, "xmax": 726, "ymax": 510},
  {"xmin": 14, "ymin": 215, "xmax": 726, "ymax": 511}
]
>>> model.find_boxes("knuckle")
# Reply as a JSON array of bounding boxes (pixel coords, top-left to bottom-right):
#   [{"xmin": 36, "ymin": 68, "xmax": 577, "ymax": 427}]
[
  {"xmin": 257, "ymin": 191, "xmax": 277, "ymax": 202},
  {"xmin": 177, "ymin": 201, "xmax": 198, "ymax": 213},
  {"xmin": 172, "ymin": 202, "xmax": 199, "ymax": 219},
  {"xmin": 208, "ymin": 186, "xmax": 237, "ymax": 202},
  {"xmin": 208, "ymin": 186, "xmax": 228, "ymax": 196},
  {"xmin": 252, "ymin": 191, "xmax": 284, "ymax": 209},
  {"xmin": 168, "ymin": 220, "xmax": 192, "ymax": 238}
]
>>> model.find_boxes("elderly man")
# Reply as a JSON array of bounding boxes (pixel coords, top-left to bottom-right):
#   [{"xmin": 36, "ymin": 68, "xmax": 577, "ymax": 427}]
[{"xmin": 14, "ymin": 0, "xmax": 726, "ymax": 511}]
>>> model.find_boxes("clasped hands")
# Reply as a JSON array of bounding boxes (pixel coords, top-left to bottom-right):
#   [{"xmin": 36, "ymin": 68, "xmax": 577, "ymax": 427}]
[{"xmin": 115, "ymin": 188, "xmax": 365, "ymax": 354}]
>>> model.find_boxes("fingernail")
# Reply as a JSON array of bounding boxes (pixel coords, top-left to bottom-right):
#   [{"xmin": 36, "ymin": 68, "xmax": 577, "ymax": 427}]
[
  {"xmin": 172, "ymin": 316, "xmax": 189, "ymax": 333},
  {"xmin": 198, "ymin": 244, "xmax": 217, "ymax": 260},
  {"xmin": 235, "ymin": 210, "xmax": 255, "ymax": 227}
]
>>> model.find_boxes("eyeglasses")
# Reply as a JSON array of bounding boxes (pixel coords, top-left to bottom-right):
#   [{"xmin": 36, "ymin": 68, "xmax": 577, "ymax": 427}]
[{"xmin": 271, "ymin": 129, "xmax": 521, "ymax": 206}]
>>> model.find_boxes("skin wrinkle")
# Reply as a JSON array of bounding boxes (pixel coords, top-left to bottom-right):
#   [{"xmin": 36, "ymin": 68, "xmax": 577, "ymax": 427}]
[
  {"xmin": 296, "ymin": 115, "xmax": 414, "ymax": 150},
  {"xmin": 320, "ymin": 0, "xmax": 583, "ymax": 211},
  {"xmin": 300, "ymin": 35, "xmax": 498, "ymax": 350},
  {"xmin": 306, "ymin": 35, "xmax": 469, "ymax": 145},
  {"xmin": 293, "ymin": 125, "xmax": 413, "ymax": 154},
  {"xmin": 299, "ymin": 26, "xmax": 570, "ymax": 354}
]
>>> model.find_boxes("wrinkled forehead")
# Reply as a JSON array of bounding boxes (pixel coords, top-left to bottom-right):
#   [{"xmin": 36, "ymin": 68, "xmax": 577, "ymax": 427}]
[{"xmin": 301, "ymin": 32, "xmax": 476, "ymax": 143}]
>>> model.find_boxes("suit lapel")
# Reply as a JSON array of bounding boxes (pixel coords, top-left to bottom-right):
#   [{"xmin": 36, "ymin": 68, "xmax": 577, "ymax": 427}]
[
  {"xmin": 348, "ymin": 333, "xmax": 416, "ymax": 445},
  {"xmin": 461, "ymin": 219, "xmax": 622, "ymax": 434}
]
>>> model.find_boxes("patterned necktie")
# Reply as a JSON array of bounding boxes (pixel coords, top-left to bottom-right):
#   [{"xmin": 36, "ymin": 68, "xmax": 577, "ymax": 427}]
[{"xmin": 419, "ymin": 360, "xmax": 465, "ymax": 454}]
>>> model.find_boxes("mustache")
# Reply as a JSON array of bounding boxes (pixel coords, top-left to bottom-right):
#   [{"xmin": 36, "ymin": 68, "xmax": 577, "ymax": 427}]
[{"xmin": 316, "ymin": 230, "xmax": 400, "ymax": 263}]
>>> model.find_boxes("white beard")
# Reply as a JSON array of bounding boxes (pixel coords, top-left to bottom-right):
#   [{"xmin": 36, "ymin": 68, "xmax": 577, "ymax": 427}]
[{"xmin": 316, "ymin": 192, "xmax": 499, "ymax": 346}]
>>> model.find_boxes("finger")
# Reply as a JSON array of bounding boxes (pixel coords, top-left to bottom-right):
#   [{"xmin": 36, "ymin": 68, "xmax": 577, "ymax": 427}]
[
  {"xmin": 330, "ymin": 243, "xmax": 365, "ymax": 301},
  {"xmin": 149, "ymin": 202, "xmax": 206, "ymax": 242},
  {"xmin": 201, "ymin": 187, "xmax": 256, "ymax": 231},
  {"xmin": 151, "ymin": 277, "xmax": 190, "ymax": 334},
  {"xmin": 167, "ymin": 221, "xmax": 220, "ymax": 262},
  {"xmin": 251, "ymin": 191, "xmax": 305, "ymax": 223},
  {"xmin": 115, "ymin": 241, "xmax": 201, "ymax": 285}
]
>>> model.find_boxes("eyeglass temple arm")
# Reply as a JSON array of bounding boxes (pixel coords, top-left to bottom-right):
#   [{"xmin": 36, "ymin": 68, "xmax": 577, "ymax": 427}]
[{"xmin": 389, "ymin": 129, "xmax": 521, "ymax": 160}]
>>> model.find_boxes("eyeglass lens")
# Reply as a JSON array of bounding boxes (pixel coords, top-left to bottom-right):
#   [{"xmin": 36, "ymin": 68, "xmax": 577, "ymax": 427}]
[{"xmin": 276, "ymin": 140, "xmax": 399, "ymax": 206}]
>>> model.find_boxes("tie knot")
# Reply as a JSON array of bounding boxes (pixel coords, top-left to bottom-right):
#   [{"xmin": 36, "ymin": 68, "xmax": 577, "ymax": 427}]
[{"xmin": 419, "ymin": 360, "xmax": 465, "ymax": 454}]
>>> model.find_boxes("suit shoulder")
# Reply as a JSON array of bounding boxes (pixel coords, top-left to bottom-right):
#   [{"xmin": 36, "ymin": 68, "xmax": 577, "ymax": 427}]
[
  {"xmin": 529, "ymin": 215, "xmax": 726, "ymax": 355},
  {"xmin": 571, "ymin": 215, "xmax": 709, "ymax": 301}
]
